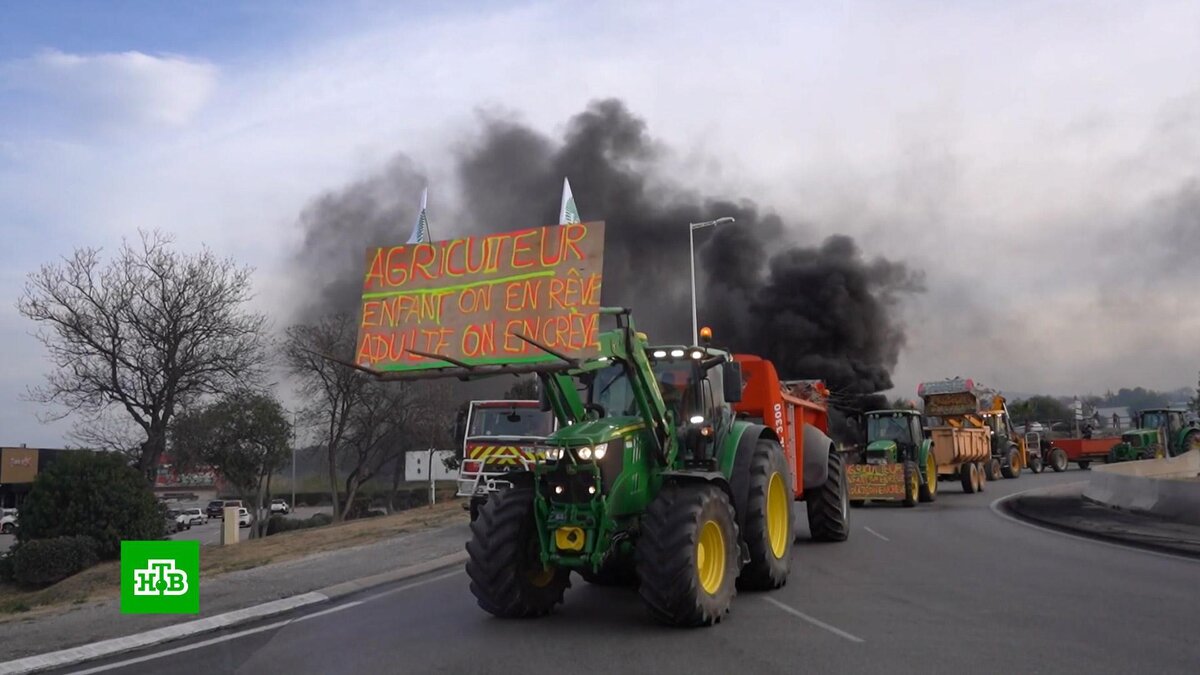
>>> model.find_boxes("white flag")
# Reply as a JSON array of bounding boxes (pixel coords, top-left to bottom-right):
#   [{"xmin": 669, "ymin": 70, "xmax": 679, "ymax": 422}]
[
  {"xmin": 558, "ymin": 177, "xmax": 580, "ymax": 224},
  {"xmin": 406, "ymin": 188, "xmax": 431, "ymax": 244}
]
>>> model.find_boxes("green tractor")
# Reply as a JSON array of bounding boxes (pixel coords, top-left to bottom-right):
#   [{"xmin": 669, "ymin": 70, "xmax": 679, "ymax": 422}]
[
  {"xmin": 1107, "ymin": 408, "xmax": 1200, "ymax": 463},
  {"xmin": 847, "ymin": 410, "xmax": 937, "ymax": 507},
  {"xmin": 465, "ymin": 308, "xmax": 804, "ymax": 626}
]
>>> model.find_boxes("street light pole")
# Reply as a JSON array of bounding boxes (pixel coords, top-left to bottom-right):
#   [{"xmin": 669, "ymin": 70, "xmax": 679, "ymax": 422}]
[{"xmin": 688, "ymin": 216, "xmax": 736, "ymax": 344}]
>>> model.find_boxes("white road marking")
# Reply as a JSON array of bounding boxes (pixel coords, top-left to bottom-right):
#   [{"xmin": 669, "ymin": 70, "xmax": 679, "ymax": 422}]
[
  {"xmin": 763, "ymin": 597, "xmax": 865, "ymax": 643},
  {"xmin": 989, "ymin": 488, "xmax": 1200, "ymax": 565},
  {"xmin": 862, "ymin": 526, "xmax": 890, "ymax": 541},
  {"xmin": 62, "ymin": 570, "xmax": 464, "ymax": 675}
]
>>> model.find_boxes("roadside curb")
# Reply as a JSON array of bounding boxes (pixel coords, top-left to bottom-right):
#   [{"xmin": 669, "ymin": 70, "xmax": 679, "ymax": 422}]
[
  {"xmin": 0, "ymin": 551, "xmax": 468, "ymax": 675},
  {"xmin": 993, "ymin": 486, "xmax": 1200, "ymax": 562}
]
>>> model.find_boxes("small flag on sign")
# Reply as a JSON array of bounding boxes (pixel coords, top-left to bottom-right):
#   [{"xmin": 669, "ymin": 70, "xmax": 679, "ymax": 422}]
[
  {"xmin": 406, "ymin": 188, "xmax": 431, "ymax": 244},
  {"xmin": 559, "ymin": 177, "xmax": 580, "ymax": 224}
]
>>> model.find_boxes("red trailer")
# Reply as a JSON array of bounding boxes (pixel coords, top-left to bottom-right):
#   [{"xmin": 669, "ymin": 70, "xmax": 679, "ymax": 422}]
[
  {"xmin": 732, "ymin": 354, "xmax": 850, "ymax": 541},
  {"xmin": 1045, "ymin": 437, "xmax": 1120, "ymax": 471}
]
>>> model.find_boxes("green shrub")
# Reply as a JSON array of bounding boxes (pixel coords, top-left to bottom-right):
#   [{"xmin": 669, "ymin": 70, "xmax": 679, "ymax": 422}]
[
  {"xmin": 18, "ymin": 452, "xmax": 164, "ymax": 559},
  {"xmin": 0, "ymin": 544, "xmax": 18, "ymax": 583},
  {"xmin": 12, "ymin": 536, "xmax": 100, "ymax": 587}
]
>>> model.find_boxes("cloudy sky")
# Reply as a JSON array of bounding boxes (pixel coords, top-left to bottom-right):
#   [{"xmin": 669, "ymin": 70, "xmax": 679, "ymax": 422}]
[{"xmin": 2, "ymin": 1, "xmax": 1198, "ymax": 447}]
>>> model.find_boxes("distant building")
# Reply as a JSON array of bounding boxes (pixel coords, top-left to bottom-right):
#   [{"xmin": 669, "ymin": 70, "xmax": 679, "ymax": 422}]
[{"xmin": 1, "ymin": 446, "xmax": 85, "ymax": 509}]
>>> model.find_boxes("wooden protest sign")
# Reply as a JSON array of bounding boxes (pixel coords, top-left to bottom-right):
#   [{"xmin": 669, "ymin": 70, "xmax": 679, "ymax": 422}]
[
  {"xmin": 356, "ymin": 222, "xmax": 605, "ymax": 373},
  {"xmin": 846, "ymin": 463, "xmax": 907, "ymax": 500}
]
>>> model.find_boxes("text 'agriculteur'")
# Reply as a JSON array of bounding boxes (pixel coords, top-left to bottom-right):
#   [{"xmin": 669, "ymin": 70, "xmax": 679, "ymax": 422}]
[{"xmin": 356, "ymin": 222, "xmax": 605, "ymax": 371}]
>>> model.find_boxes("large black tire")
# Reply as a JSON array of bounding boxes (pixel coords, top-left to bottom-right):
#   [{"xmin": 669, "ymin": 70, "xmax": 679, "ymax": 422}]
[
  {"xmin": 805, "ymin": 452, "xmax": 850, "ymax": 542},
  {"xmin": 976, "ymin": 462, "xmax": 987, "ymax": 492},
  {"xmin": 1001, "ymin": 446, "xmax": 1021, "ymax": 479},
  {"xmin": 1050, "ymin": 447, "xmax": 1068, "ymax": 472},
  {"xmin": 986, "ymin": 458, "xmax": 1003, "ymax": 482},
  {"xmin": 466, "ymin": 487, "xmax": 570, "ymax": 618},
  {"xmin": 738, "ymin": 439, "xmax": 793, "ymax": 590},
  {"xmin": 960, "ymin": 462, "xmax": 978, "ymax": 494},
  {"xmin": 902, "ymin": 461, "xmax": 919, "ymax": 507},
  {"xmin": 918, "ymin": 452, "xmax": 938, "ymax": 503},
  {"xmin": 1078, "ymin": 461, "xmax": 1091, "ymax": 470},
  {"xmin": 637, "ymin": 483, "xmax": 739, "ymax": 627},
  {"xmin": 468, "ymin": 497, "xmax": 484, "ymax": 522},
  {"xmin": 1180, "ymin": 430, "xmax": 1200, "ymax": 456}
]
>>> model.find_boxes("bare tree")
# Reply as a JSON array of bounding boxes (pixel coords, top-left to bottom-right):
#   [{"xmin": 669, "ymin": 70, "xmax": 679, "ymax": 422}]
[
  {"xmin": 17, "ymin": 231, "xmax": 268, "ymax": 480},
  {"xmin": 284, "ymin": 313, "xmax": 362, "ymax": 521}
]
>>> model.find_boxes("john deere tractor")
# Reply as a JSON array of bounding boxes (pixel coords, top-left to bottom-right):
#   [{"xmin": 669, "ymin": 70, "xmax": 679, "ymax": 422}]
[
  {"xmin": 465, "ymin": 308, "xmax": 811, "ymax": 626},
  {"xmin": 1107, "ymin": 408, "xmax": 1200, "ymax": 463},
  {"xmin": 848, "ymin": 409, "xmax": 937, "ymax": 507}
]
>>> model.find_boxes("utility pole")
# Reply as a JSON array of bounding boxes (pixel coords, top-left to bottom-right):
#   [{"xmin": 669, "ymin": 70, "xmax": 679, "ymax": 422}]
[{"xmin": 688, "ymin": 217, "xmax": 735, "ymax": 344}]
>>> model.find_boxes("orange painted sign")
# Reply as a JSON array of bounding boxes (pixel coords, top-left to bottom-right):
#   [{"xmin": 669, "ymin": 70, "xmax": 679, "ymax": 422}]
[
  {"xmin": 846, "ymin": 463, "xmax": 906, "ymax": 500},
  {"xmin": 1, "ymin": 448, "xmax": 38, "ymax": 484},
  {"xmin": 357, "ymin": 222, "xmax": 605, "ymax": 372}
]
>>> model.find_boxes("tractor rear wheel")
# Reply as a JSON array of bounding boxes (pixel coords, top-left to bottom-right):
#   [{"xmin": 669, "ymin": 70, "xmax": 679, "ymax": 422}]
[
  {"xmin": 902, "ymin": 461, "xmax": 919, "ymax": 507},
  {"xmin": 1050, "ymin": 448, "xmax": 1068, "ymax": 472},
  {"xmin": 637, "ymin": 483, "xmax": 739, "ymax": 627},
  {"xmin": 960, "ymin": 463, "xmax": 978, "ymax": 494},
  {"xmin": 1181, "ymin": 431, "xmax": 1200, "ymax": 456},
  {"xmin": 739, "ymin": 438, "xmax": 793, "ymax": 590},
  {"xmin": 1001, "ymin": 446, "xmax": 1021, "ymax": 479},
  {"xmin": 805, "ymin": 452, "xmax": 850, "ymax": 542},
  {"xmin": 918, "ymin": 452, "xmax": 938, "ymax": 503},
  {"xmin": 466, "ymin": 487, "xmax": 570, "ymax": 618}
]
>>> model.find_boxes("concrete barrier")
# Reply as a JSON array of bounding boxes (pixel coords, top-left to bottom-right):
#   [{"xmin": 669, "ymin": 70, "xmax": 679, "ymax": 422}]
[{"xmin": 1083, "ymin": 450, "xmax": 1200, "ymax": 525}]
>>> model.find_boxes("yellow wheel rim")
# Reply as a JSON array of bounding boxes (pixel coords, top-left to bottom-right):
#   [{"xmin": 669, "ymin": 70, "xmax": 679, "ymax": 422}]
[
  {"xmin": 766, "ymin": 472, "xmax": 789, "ymax": 559},
  {"xmin": 527, "ymin": 565, "xmax": 555, "ymax": 588},
  {"xmin": 696, "ymin": 519, "xmax": 726, "ymax": 595},
  {"xmin": 926, "ymin": 454, "xmax": 938, "ymax": 496}
]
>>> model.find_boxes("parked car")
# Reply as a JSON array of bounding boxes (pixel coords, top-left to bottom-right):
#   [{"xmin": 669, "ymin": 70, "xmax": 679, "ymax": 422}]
[
  {"xmin": 206, "ymin": 500, "xmax": 226, "ymax": 519},
  {"xmin": 1, "ymin": 511, "xmax": 17, "ymax": 534},
  {"xmin": 180, "ymin": 507, "xmax": 208, "ymax": 526},
  {"xmin": 168, "ymin": 509, "xmax": 192, "ymax": 531},
  {"xmin": 269, "ymin": 498, "xmax": 290, "ymax": 515},
  {"xmin": 237, "ymin": 508, "xmax": 253, "ymax": 528}
]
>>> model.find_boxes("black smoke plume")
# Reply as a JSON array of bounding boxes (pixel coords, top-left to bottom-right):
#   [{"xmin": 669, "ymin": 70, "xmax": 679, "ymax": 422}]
[{"xmin": 293, "ymin": 99, "xmax": 922, "ymax": 401}]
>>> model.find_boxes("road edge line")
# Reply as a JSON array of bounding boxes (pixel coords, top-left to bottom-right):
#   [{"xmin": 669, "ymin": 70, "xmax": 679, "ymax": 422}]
[
  {"xmin": 0, "ymin": 551, "xmax": 468, "ymax": 675},
  {"xmin": 989, "ymin": 487, "xmax": 1200, "ymax": 564}
]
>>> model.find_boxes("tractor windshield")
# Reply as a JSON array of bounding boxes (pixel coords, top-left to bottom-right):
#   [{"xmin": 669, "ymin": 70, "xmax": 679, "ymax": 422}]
[
  {"xmin": 1140, "ymin": 411, "xmax": 1167, "ymax": 430},
  {"xmin": 867, "ymin": 415, "xmax": 913, "ymax": 445},
  {"xmin": 652, "ymin": 361, "xmax": 703, "ymax": 424},
  {"xmin": 590, "ymin": 363, "xmax": 641, "ymax": 417},
  {"xmin": 468, "ymin": 407, "xmax": 554, "ymax": 438}
]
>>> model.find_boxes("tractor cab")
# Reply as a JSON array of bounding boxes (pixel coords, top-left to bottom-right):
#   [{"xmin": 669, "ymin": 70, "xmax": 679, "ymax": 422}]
[
  {"xmin": 645, "ymin": 344, "xmax": 743, "ymax": 468},
  {"xmin": 864, "ymin": 410, "xmax": 924, "ymax": 464},
  {"xmin": 1134, "ymin": 408, "xmax": 1200, "ymax": 457}
]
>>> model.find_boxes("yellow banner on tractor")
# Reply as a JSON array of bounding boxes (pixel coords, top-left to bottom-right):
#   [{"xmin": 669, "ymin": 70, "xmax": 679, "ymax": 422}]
[{"xmin": 847, "ymin": 464, "xmax": 907, "ymax": 501}]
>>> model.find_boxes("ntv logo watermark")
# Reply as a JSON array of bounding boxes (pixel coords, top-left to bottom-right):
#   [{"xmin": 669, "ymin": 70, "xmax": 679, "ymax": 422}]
[
  {"xmin": 121, "ymin": 541, "xmax": 199, "ymax": 614},
  {"xmin": 133, "ymin": 559, "xmax": 189, "ymax": 596}
]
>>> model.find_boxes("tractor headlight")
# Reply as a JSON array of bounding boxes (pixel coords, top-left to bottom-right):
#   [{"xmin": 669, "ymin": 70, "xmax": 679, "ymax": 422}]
[
  {"xmin": 593, "ymin": 443, "xmax": 608, "ymax": 460},
  {"xmin": 543, "ymin": 447, "xmax": 563, "ymax": 461},
  {"xmin": 577, "ymin": 446, "xmax": 593, "ymax": 460}
]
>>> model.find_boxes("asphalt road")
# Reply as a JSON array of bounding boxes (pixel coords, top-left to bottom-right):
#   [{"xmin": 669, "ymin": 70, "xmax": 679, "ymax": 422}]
[{"xmin": 52, "ymin": 470, "xmax": 1200, "ymax": 675}]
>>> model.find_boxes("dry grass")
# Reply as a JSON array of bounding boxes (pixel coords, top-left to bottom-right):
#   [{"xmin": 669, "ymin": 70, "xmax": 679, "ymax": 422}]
[{"xmin": 0, "ymin": 501, "xmax": 466, "ymax": 621}]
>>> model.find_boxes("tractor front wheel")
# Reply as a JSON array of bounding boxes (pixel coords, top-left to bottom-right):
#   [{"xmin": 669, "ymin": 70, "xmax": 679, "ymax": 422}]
[
  {"xmin": 1029, "ymin": 454, "xmax": 1044, "ymax": 474},
  {"xmin": 805, "ymin": 452, "xmax": 850, "ymax": 542},
  {"xmin": 466, "ymin": 487, "xmax": 570, "ymax": 618},
  {"xmin": 739, "ymin": 438, "xmax": 793, "ymax": 590},
  {"xmin": 918, "ymin": 452, "xmax": 938, "ymax": 503},
  {"xmin": 637, "ymin": 483, "xmax": 739, "ymax": 627},
  {"xmin": 1181, "ymin": 431, "xmax": 1200, "ymax": 456},
  {"xmin": 1001, "ymin": 446, "xmax": 1021, "ymax": 479}
]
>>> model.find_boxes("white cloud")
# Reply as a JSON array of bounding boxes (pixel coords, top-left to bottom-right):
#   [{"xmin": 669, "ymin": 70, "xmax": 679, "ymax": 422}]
[{"xmin": 2, "ymin": 49, "xmax": 217, "ymax": 129}]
